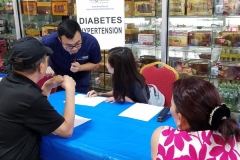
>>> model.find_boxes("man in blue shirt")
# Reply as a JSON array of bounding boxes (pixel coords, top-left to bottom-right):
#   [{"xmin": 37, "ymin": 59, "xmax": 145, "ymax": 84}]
[{"xmin": 41, "ymin": 19, "xmax": 101, "ymax": 93}]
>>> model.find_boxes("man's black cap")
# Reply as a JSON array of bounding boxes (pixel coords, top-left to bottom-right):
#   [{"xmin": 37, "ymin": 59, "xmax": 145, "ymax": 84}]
[{"xmin": 9, "ymin": 36, "xmax": 53, "ymax": 65}]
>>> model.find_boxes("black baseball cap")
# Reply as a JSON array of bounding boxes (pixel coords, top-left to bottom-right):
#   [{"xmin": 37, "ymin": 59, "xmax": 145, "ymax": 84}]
[{"xmin": 9, "ymin": 36, "xmax": 53, "ymax": 65}]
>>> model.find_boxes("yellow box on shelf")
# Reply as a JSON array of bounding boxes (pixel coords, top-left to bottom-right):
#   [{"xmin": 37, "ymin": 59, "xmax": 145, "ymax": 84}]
[
  {"xmin": 52, "ymin": 1, "xmax": 68, "ymax": 16},
  {"xmin": 21, "ymin": 1, "xmax": 37, "ymax": 15},
  {"xmin": 25, "ymin": 29, "xmax": 40, "ymax": 36}
]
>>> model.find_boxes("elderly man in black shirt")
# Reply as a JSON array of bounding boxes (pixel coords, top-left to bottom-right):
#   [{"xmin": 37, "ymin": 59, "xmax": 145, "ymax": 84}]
[{"xmin": 0, "ymin": 37, "xmax": 76, "ymax": 160}]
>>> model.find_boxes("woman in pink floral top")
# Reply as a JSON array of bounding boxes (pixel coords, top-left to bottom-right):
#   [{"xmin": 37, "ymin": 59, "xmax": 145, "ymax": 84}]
[{"xmin": 151, "ymin": 77, "xmax": 240, "ymax": 160}]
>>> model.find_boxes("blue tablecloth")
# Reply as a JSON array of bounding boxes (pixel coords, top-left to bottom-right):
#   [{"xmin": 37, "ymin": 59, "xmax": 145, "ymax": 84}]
[
  {"xmin": 0, "ymin": 73, "xmax": 7, "ymax": 78},
  {"xmin": 40, "ymin": 91, "xmax": 176, "ymax": 160}
]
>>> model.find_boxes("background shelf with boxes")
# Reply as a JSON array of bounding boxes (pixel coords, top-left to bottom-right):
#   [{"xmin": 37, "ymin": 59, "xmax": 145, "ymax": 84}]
[
  {"xmin": 164, "ymin": 0, "xmax": 240, "ymax": 118},
  {"xmin": 19, "ymin": 0, "xmax": 76, "ymax": 38}
]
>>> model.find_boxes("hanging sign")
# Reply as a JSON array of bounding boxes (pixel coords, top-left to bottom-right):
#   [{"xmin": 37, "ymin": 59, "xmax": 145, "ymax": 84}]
[{"xmin": 76, "ymin": 0, "xmax": 125, "ymax": 50}]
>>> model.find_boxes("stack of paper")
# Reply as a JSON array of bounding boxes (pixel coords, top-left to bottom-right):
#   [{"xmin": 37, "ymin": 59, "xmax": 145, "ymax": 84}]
[
  {"xmin": 119, "ymin": 103, "xmax": 163, "ymax": 121},
  {"xmin": 74, "ymin": 115, "xmax": 91, "ymax": 127},
  {"xmin": 74, "ymin": 94, "xmax": 106, "ymax": 107}
]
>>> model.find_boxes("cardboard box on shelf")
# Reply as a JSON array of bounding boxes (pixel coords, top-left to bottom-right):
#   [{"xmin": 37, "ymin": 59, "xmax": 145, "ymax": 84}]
[
  {"xmin": 170, "ymin": 0, "xmax": 185, "ymax": 15},
  {"xmin": 169, "ymin": 58, "xmax": 193, "ymax": 76},
  {"xmin": 126, "ymin": 23, "xmax": 135, "ymax": 29},
  {"xmin": 188, "ymin": 31, "xmax": 211, "ymax": 46},
  {"xmin": 218, "ymin": 62, "xmax": 240, "ymax": 80},
  {"xmin": 21, "ymin": 1, "xmax": 37, "ymax": 15},
  {"xmin": 42, "ymin": 25, "xmax": 58, "ymax": 37},
  {"xmin": 169, "ymin": 30, "xmax": 188, "ymax": 46},
  {"xmin": 214, "ymin": 0, "xmax": 240, "ymax": 15},
  {"xmin": 5, "ymin": 1, "xmax": 13, "ymax": 14},
  {"xmin": 37, "ymin": 2, "xmax": 51, "ymax": 15},
  {"xmin": 186, "ymin": 0, "xmax": 213, "ymax": 16},
  {"xmin": 125, "ymin": 0, "xmax": 132, "ymax": 17},
  {"xmin": 25, "ymin": 29, "xmax": 40, "ymax": 36},
  {"xmin": 99, "ymin": 73, "xmax": 112, "ymax": 90},
  {"xmin": 188, "ymin": 59, "xmax": 209, "ymax": 76},
  {"xmin": 138, "ymin": 34, "xmax": 155, "ymax": 45},
  {"xmin": 215, "ymin": 31, "xmax": 233, "ymax": 47},
  {"xmin": 156, "ymin": 0, "xmax": 162, "ymax": 16},
  {"xmin": 125, "ymin": 28, "xmax": 139, "ymax": 43},
  {"xmin": 134, "ymin": 0, "xmax": 155, "ymax": 16},
  {"xmin": 52, "ymin": 1, "xmax": 68, "ymax": 16}
]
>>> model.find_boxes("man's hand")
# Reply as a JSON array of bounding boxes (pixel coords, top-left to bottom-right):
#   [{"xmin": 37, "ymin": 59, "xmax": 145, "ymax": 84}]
[
  {"xmin": 46, "ymin": 66, "xmax": 55, "ymax": 76},
  {"xmin": 44, "ymin": 75, "xmax": 64, "ymax": 89},
  {"xmin": 70, "ymin": 62, "xmax": 81, "ymax": 73},
  {"xmin": 60, "ymin": 75, "xmax": 76, "ymax": 90}
]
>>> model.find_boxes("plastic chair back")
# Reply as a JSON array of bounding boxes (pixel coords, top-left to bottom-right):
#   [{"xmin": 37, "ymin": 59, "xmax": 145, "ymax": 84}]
[{"xmin": 140, "ymin": 62, "xmax": 179, "ymax": 107}]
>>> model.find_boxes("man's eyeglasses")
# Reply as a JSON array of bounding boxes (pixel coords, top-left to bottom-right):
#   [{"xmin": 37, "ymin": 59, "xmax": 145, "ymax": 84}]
[{"xmin": 61, "ymin": 41, "xmax": 82, "ymax": 50}]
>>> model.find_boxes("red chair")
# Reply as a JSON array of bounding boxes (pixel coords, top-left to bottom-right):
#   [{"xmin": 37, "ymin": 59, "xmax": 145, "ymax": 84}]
[
  {"xmin": 37, "ymin": 75, "xmax": 57, "ymax": 94},
  {"xmin": 140, "ymin": 62, "xmax": 179, "ymax": 107}
]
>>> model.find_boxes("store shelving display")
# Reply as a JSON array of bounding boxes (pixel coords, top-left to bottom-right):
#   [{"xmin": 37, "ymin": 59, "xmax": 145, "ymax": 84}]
[
  {"xmin": 18, "ymin": 0, "xmax": 76, "ymax": 38},
  {"xmin": 165, "ymin": 0, "xmax": 240, "ymax": 115},
  {"xmin": 0, "ymin": 0, "xmax": 16, "ymax": 73}
]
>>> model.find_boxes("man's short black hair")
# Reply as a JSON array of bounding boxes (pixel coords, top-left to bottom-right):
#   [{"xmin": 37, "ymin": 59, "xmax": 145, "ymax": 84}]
[{"xmin": 57, "ymin": 19, "xmax": 82, "ymax": 39}]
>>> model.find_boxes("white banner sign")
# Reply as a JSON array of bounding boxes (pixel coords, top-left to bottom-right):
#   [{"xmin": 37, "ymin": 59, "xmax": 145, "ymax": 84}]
[{"xmin": 76, "ymin": 0, "xmax": 125, "ymax": 50}]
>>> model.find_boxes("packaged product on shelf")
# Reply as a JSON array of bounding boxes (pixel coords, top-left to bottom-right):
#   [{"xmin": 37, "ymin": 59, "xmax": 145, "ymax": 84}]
[
  {"xmin": 126, "ymin": 23, "xmax": 135, "ymax": 29},
  {"xmin": 169, "ymin": 30, "xmax": 188, "ymax": 46},
  {"xmin": 138, "ymin": 34, "xmax": 155, "ymax": 45},
  {"xmin": 74, "ymin": 3, "xmax": 76, "ymax": 15},
  {"xmin": 186, "ymin": 0, "xmax": 213, "ymax": 16},
  {"xmin": 52, "ymin": 1, "xmax": 68, "ymax": 16},
  {"xmin": 233, "ymin": 32, "xmax": 240, "ymax": 47},
  {"xmin": 125, "ymin": 0, "xmax": 132, "ymax": 17},
  {"xmin": 139, "ymin": 29, "xmax": 160, "ymax": 45},
  {"xmin": 21, "ymin": 1, "xmax": 37, "ymax": 15},
  {"xmin": 214, "ymin": 0, "xmax": 240, "ymax": 15},
  {"xmin": 97, "ymin": 51, "xmax": 108, "ymax": 72},
  {"xmin": 42, "ymin": 24, "xmax": 58, "ymax": 37},
  {"xmin": 188, "ymin": 59, "xmax": 209, "ymax": 76},
  {"xmin": 5, "ymin": 1, "xmax": 13, "ymax": 14},
  {"xmin": 169, "ymin": 58, "xmax": 193, "ymax": 76},
  {"xmin": 218, "ymin": 62, "xmax": 240, "ymax": 80},
  {"xmin": 99, "ymin": 73, "xmax": 112, "ymax": 90},
  {"xmin": 134, "ymin": 0, "xmax": 155, "ymax": 16},
  {"xmin": 125, "ymin": 28, "xmax": 139, "ymax": 44},
  {"xmin": 188, "ymin": 31, "xmax": 211, "ymax": 46},
  {"xmin": 25, "ymin": 29, "xmax": 40, "ymax": 36},
  {"xmin": 199, "ymin": 53, "xmax": 211, "ymax": 59},
  {"xmin": 169, "ymin": 0, "xmax": 185, "ymax": 15},
  {"xmin": 155, "ymin": 0, "xmax": 162, "ymax": 16},
  {"xmin": 139, "ymin": 55, "xmax": 158, "ymax": 67},
  {"xmin": 37, "ymin": 2, "xmax": 51, "ymax": 15},
  {"xmin": 215, "ymin": 31, "xmax": 233, "ymax": 47}
]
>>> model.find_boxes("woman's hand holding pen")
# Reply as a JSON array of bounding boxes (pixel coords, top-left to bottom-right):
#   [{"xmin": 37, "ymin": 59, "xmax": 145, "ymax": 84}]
[
  {"xmin": 86, "ymin": 90, "xmax": 98, "ymax": 97},
  {"xmin": 70, "ymin": 62, "xmax": 81, "ymax": 73}
]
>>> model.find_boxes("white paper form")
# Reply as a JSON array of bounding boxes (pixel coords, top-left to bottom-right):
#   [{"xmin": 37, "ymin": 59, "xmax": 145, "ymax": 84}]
[
  {"xmin": 74, "ymin": 115, "xmax": 91, "ymax": 127},
  {"xmin": 74, "ymin": 94, "xmax": 106, "ymax": 107},
  {"xmin": 119, "ymin": 103, "xmax": 163, "ymax": 122},
  {"xmin": 0, "ymin": 78, "xmax": 2, "ymax": 81}
]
